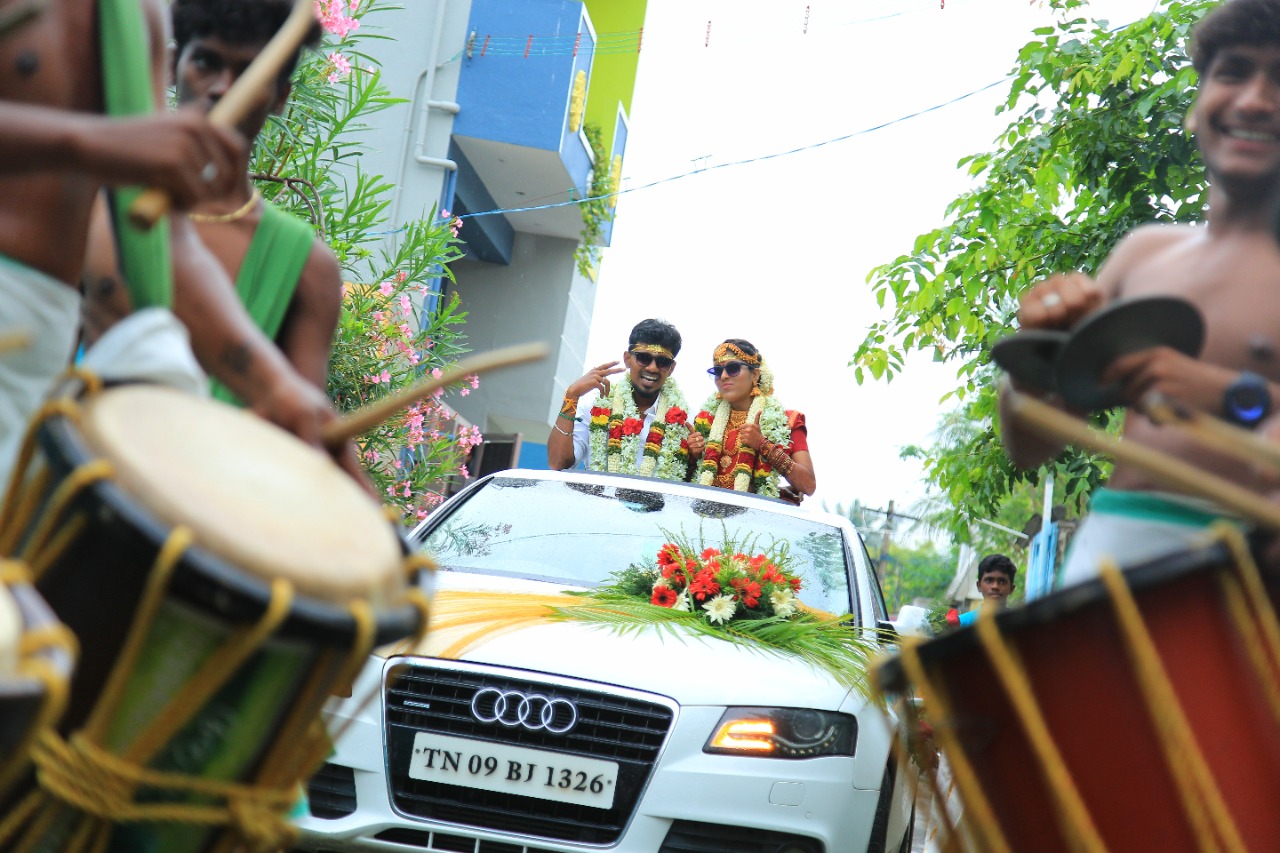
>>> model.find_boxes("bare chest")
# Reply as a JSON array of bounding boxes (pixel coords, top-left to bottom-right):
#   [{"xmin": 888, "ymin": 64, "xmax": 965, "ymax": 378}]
[
  {"xmin": 1119, "ymin": 241, "xmax": 1280, "ymax": 378},
  {"xmin": 0, "ymin": 0, "xmax": 100, "ymax": 111}
]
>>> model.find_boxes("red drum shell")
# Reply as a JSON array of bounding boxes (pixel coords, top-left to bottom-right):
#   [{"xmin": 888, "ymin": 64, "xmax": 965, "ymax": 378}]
[{"xmin": 877, "ymin": 541, "xmax": 1280, "ymax": 852}]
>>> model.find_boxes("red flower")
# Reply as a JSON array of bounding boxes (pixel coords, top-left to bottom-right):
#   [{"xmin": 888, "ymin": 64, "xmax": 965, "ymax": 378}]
[
  {"xmin": 730, "ymin": 578, "xmax": 763, "ymax": 609},
  {"xmin": 701, "ymin": 547, "xmax": 722, "ymax": 560},
  {"xmin": 789, "ymin": 577, "xmax": 802, "ymax": 592},
  {"xmin": 657, "ymin": 543, "xmax": 682, "ymax": 567},
  {"xmin": 689, "ymin": 569, "xmax": 721, "ymax": 601},
  {"xmin": 749, "ymin": 554, "xmax": 769, "ymax": 570},
  {"xmin": 665, "ymin": 406, "xmax": 688, "ymax": 425},
  {"xmin": 945, "ymin": 609, "xmax": 960, "ymax": 626},
  {"xmin": 609, "ymin": 421, "xmax": 623, "ymax": 440},
  {"xmin": 651, "ymin": 586, "xmax": 678, "ymax": 607},
  {"xmin": 621, "ymin": 417, "xmax": 644, "ymax": 437}
]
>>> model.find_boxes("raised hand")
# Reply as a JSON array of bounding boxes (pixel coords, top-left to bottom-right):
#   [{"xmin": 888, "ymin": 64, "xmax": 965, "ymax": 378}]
[
  {"xmin": 73, "ymin": 108, "xmax": 246, "ymax": 208},
  {"xmin": 1018, "ymin": 272, "xmax": 1105, "ymax": 331},
  {"xmin": 739, "ymin": 410, "xmax": 766, "ymax": 451},
  {"xmin": 566, "ymin": 360, "xmax": 626, "ymax": 399},
  {"xmin": 686, "ymin": 422, "xmax": 706, "ymax": 459}
]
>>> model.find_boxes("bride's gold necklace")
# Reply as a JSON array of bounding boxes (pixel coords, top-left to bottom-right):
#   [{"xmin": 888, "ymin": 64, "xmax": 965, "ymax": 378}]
[{"xmin": 188, "ymin": 189, "xmax": 261, "ymax": 224}]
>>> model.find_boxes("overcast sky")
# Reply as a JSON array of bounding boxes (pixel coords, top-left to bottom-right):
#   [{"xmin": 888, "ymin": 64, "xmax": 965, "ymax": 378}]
[{"xmin": 583, "ymin": 0, "xmax": 1158, "ymax": 519}]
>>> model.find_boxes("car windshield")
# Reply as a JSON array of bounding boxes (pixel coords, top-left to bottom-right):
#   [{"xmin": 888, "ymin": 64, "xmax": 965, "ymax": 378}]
[{"xmin": 419, "ymin": 477, "xmax": 854, "ymax": 615}]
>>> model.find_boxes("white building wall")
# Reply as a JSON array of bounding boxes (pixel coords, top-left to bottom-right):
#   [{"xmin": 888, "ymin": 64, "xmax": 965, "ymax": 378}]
[
  {"xmin": 448, "ymin": 233, "xmax": 596, "ymax": 437},
  {"xmin": 354, "ymin": 0, "xmax": 603, "ymax": 459},
  {"xmin": 359, "ymin": 0, "xmax": 472, "ymax": 230}
]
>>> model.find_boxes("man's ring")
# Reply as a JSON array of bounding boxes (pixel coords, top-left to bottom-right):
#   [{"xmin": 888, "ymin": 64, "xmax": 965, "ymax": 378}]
[
  {"xmin": 200, "ymin": 163, "xmax": 219, "ymax": 183},
  {"xmin": 1041, "ymin": 292, "xmax": 1063, "ymax": 308}
]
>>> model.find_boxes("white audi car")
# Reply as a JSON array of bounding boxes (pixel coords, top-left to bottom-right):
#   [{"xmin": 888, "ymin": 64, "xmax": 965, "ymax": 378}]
[{"xmin": 294, "ymin": 469, "xmax": 915, "ymax": 853}]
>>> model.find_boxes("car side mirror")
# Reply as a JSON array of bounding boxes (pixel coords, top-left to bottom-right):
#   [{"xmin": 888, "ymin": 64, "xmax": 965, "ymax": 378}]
[{"xmin": 889, "ymin": 605, "xmax": 931, "ymax": 638}]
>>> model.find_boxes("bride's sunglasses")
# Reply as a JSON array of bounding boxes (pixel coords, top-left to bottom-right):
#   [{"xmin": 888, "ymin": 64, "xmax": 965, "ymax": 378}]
[
  {"xmin": 630, "ymin": 350, "xmax": 675, "ymax": 370},
  {"xmin": 708, "ymin": 362, "xmax": 749, "ymax": 378}
]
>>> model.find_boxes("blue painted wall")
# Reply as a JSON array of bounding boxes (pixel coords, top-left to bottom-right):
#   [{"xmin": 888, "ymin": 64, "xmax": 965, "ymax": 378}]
[
  {"xmin": 518, "ymin": 439, "xmax": 551, "ymax": 470},
  {"xmin": 456, "ymin": 0, "xmax": 594, "ymax": 154}
]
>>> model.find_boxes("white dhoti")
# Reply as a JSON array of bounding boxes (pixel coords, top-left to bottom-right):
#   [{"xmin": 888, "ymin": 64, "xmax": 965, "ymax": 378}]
[
  {"xmin": 1058, "ymin": 488, "xmax": 1241, "ymax": 589},
  {"xmin": 0, "ymin": 257, "xmax": 80, "ymax": 494},
  {"xmin": 79, "ymin": 306, "xmax": 207, "ymax": 396},
  {"xmin": 1, "ymin": 252, "xmax": 206, "ymax": 496}
]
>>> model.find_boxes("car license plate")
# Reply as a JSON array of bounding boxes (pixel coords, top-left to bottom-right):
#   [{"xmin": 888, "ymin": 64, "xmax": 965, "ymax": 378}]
[{"xmin": 407, "ymin": 732, "xmax": 619, "ymax": 810}]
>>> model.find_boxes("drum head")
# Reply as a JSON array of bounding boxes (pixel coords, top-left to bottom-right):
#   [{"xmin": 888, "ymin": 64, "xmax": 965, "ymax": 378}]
[
  {"xmin": 79, "ymin": 386, "xmax": 404, "ymax": 607},
  {"xmin": 991, "ymin": 330, "xmax": 1068, "ymax": 393},
  {"xmin": 1056, "ymin": 296, "xmax": 1205, "ymax": 411}
]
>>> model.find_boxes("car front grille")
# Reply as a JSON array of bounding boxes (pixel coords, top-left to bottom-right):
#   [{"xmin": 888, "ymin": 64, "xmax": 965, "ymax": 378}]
[
  {"xmin": 659, "ymin": 820, "xmax": 825, "ymax": 853},
  {"xmin": 306, "ymin": 762, "xmax": 357, "ymax": 820},
  {"xmin": 384, "ymin": 662, "xmax": 675, "ymax": 844}
]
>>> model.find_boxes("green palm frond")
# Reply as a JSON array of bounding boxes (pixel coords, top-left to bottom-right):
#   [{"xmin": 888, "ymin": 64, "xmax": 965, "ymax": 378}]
[{"xmin": 550, "ymin": 596, "xmax": 887, "ymax": 703}]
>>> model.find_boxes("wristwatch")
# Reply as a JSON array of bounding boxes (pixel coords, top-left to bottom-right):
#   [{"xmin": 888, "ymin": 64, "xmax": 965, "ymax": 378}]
[{"xmin": 1222, "ymin": 371, "xmax": 1272, "ymax": 427}]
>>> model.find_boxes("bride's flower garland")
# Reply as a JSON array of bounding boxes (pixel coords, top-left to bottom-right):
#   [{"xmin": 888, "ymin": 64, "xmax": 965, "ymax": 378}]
[
  {"xmin": 587, "ymin": 376, "xmax": 690, "ymax": 479},
  {"xmin": 694, "ymin": 393, "xmax": 791, "ymax": 496}
]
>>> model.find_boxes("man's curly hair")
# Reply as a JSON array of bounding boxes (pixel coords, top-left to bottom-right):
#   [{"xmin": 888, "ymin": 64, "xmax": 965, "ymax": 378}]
[
  {"xmin": 172, "ymin": 0, "xmax": 324, "ymax": 87},
  {"xmin": 1190, "ymin": 0, "xmax": 1280, "ymax": 74}
]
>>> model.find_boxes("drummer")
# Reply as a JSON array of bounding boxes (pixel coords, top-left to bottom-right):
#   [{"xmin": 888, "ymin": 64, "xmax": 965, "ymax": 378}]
[
  {"xmin": 84, "ymin": 0, "xmax": 339, "ymax": 404},
  {"xmin": 0, "ymin": 0, "xmax": 336, "ymax": 492},
  {"xmin": 1001, "ymin": 0, "xmax": 1280, "ymax": 585}
]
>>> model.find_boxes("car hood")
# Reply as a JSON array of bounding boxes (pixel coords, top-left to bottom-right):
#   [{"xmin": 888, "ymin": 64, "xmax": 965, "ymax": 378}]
[{"xmin": 379, "ymin": 570, "xmax": 859, "ymax": 710}]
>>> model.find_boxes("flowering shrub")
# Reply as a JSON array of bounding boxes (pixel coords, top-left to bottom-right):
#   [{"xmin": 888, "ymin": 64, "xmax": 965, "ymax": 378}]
[{"xmin": 252, "ymin": 0, "xmax": 479, "ymax": 521}]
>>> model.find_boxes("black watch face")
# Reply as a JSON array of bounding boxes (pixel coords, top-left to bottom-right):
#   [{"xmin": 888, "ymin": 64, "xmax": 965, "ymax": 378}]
[{"xmin": 1227, "ymin": 382, "xmax": 1270, "ymax": 425}]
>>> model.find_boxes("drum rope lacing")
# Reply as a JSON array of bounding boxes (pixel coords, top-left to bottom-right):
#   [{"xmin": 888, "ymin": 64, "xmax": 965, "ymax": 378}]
[
  {"xmin": 0, "ymin": 376, "xmax": 434, "ymax": 852},
  {"xmin": 1216, "ymin": 526, "xmax": 1280, "ymax": 726},
  {"xmin": 892, "ymin": 527, "xmax": 1279, "ymax": 853},
  {"xmin": 973, "ymin": 609, "xmax": 1107, "ymax": 853},
  {"xmin": 0, "ymin": 521, "xmax": 399, "ymax": 853},
  {"xmin": 0, "ymin": 559, "xmax": 77, "ymax": 801},
  {"xmin": 897, "ymin": 638, "xmax": 1013, "ymax": 853},
  {"xmin": 1097, "ymin": 557, "xmax": 1247, "ymax": 853}
]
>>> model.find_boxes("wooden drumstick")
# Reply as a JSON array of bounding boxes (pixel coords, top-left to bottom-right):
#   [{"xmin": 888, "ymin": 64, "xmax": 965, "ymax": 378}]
[
  {"xmin": 1002, "ymin": 379, "xmax": 1280, "ymax": 529},
  {"xmin": 322, "ymin": 341, "xmax": 550, "ymax": 448},
  {"xmin": 1142, "ymin": 391, "xmax": 1280, "ymax": 474},
  {"xmin": 0, "ymin": 329, "xmax": 32, "ymax": 355},
  {"xmin": 127, "ymin": 0, "xmax": 315, "ymax": 229}
]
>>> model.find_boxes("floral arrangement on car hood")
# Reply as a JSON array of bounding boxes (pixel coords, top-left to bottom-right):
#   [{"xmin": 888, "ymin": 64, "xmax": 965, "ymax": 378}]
[{"xmin": 553, "ymin": 532, "xmax": 883, "ymax": 697}]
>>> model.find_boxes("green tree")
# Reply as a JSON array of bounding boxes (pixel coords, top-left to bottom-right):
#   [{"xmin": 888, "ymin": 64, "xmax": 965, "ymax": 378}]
[
  {"xmin": 852, "ymin": 0, "xmax": 1214, "ymax": 525},
  {"xmin": 878, "ymin": 541, "xmax": 958, "ymax": 614},
  {"xmin": 251, "ymin": 0, "xmax": 476, "ymax": 521}
]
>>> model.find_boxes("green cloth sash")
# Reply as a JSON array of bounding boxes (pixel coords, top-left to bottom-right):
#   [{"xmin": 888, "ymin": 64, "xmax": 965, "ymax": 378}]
[
  {"xmin": 100, "ymin": 0, "xmax": 172, "ymax": 309},
  {"xmin": 210, "ymin": 202, "xmax": 315, "ymax": 405}
]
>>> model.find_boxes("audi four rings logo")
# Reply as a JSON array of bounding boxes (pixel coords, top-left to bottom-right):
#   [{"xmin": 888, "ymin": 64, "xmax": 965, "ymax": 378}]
[{"xmin": 470, "ymin": 688, "xmax": 579, "ymax": 734}]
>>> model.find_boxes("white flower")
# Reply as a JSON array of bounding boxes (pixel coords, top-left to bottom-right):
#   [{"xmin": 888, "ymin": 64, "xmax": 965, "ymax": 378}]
[
  {"xmin": 673, "ymin": 591, "xmax": 692, "ymax": 612},
  {"xmin": 770, "ymin": 588, "xmax": 797, "ymax": 619},
  {"xmin": 703, "ymin": 594, "xmax": 738, "ymax": 625}
]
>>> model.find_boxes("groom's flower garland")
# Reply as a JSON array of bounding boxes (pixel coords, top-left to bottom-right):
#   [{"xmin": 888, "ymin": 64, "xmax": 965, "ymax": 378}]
[
  {"xmin": 693, "ymin": 393, "xmax": 791, "ymax": 495},
  {"xmin": 588, "ymin": 376, "xmax": 690, "ymax": 479}
]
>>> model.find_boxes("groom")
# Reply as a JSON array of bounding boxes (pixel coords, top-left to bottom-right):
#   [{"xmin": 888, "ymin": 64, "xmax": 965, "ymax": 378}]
[{"xmin": 547, "ymin": 318, "xmax": 693, "ymax": 479}]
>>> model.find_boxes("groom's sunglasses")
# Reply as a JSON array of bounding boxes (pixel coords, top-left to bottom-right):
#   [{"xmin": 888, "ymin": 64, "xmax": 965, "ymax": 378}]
[
  {"xmin": 630, "ymin": 351, "xmax": 675, "ymax": 370},
  {"xmin": 708, "ymin": 362, "xmax": 749, "ymax": 378}
]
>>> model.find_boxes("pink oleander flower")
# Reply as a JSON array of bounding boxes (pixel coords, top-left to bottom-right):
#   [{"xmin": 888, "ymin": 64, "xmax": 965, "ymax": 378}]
[
  {"xmin": 379, "ymin": 280, "xmax": 394, "ymax": 296},
  {"xmin": 327, "ymin": 51, "xmax": 352, "ymax": 83},
  {"xmin": 315, "ymin": 1, "xmax": 360, "ymax": 40}
]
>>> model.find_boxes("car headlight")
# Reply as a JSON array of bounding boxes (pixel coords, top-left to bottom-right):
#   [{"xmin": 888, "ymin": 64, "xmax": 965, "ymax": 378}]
[{"xmin": 703, "ymin": 707, "xmax": 857, "ymax": 758}]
